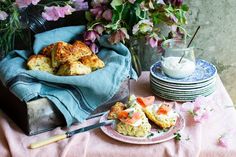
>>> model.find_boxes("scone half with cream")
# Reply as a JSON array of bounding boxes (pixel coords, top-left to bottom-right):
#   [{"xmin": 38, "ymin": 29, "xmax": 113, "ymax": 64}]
[
  {"xmin": 109, "ymin": 104, "xmax": 151, "ymax": 137},
  {"xmin": 135, "ymin": 96, "xmax": 178, "ymax": 129}
]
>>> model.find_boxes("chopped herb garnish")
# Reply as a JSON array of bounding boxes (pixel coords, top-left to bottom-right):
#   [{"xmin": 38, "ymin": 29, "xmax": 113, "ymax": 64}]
[
  {"xmin": 174, "ymin": 132, "xmax": 181, "ymax": 141},
  {"xmin": 147, "ymin": 133, "xmax": 154, "ymax": 138},
  {"xmin": 128, "ymin": 110, "xmax": 134, "ymax": 118}
]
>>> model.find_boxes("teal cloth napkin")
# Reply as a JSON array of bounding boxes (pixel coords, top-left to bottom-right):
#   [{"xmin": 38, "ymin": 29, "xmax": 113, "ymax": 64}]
[{"xmin": 0, "ymin": 26, "xmax": 137, "ymax": 126}]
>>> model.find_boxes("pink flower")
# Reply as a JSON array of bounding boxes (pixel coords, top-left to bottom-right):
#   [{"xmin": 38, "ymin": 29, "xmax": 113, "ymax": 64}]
[
  {"xmin": 164, "ymin": 0, "xmax": 183, "ymax": 7},
  {"xmin": 132, "ymin": 19, "xmax": 153, "ymax": 35},
  {"xmin": 42, "ymin": 5, "xmax": 75, "ymax": 21},
  {"xmin": 218, "ymin": 134, "xmax": 230, "ymax": 148},
  {"xmin": 91, "ymin": 0, "xmax": 109, "ymax": 7},
  {"xmin": 83, "ymin": 30, "xmax": 100, "ymax": 42},
  {"xmin": 102, "ymin": 9, "xmax": 112, "ymax": 21},
  {"xmin": 171, "ymin": 25, "xmax": 177, "ymax": 32},
  {"xmin": 15, "ymin": 0, "xmax": 31, "ymax": 8},
  {"xmin": 128, "ymin": 0, "xmax": 136, "ymax": 4},
  {"xmin": 146, "ymin": 34, "xmax": 159, "ymax": 48},
  {"xmin": 108, "ymin": 28, "xmax": 130, "ymax": 44},
  {"xmin": 181, "ymin": 96, "xmax": 212, "ymax": 123},
  {"xmin": 93, "ymin": 24, "xmax": 105, "ymax": 35},
  {"xmin": 84, "ymin": 41, "xmax": 99, "ymax": 53},
  {"xmin": 90, "ymin": 43, "xmax": 99, "ymax": 53},
  {"xmin": 0, "ymin": 11, "xmax": 8, "ymax": 21},
  {"xmin": 73, "ymin": 0, "xmax": 89, "ymax": 11},
  {"xmin": 193, "ymin": 109, "xmax": 209, "ymax": 123},
  {"xmin": 90, "ymin": 6, "xmax": 104, "ymax": 19},
  {"xmin": 15, "ymin": 0, "xmax": 40, "ymax": 8},
  {"xmin": 31, "ymin": 0, "xmax": 40, "ymax": 5},
  {"xmin": 148, "ymin": 38, "xmax": 158, "ymax": 48},
  {"xmin": 169, "ymin": 14, "xmax": 178, "ymax": 23}
]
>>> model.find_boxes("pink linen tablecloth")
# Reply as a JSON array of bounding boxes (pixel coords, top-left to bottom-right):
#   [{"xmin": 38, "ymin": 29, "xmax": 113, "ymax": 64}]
[{"xmin": 0, "ymin": 71, "xmax": 236, "ymax": 157}]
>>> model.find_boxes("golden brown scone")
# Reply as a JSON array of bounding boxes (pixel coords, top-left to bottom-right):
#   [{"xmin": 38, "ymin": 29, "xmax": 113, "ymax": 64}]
[
  {"xmin": 107, "ymin": 102, "xmax": 126, "ymax": 120},
  {"xmin": 57, "ymin": 61, "xmax": 92, "ymax": 76},
  {"xmin": 51, "ymin": 41, "xmax": 71, "ymax": 68},
  {"xmin": 41, "ymin": 43, "xmax": 55, "ymax": 57},
  {"xmin": 143, "ymin": 103, "xmax": 178, "ymax": 129},
  {"xmin": 27, "ymin": 54, "xmax": 54, "ymax": 74},
  {"xmin": 80, "ymin": 54, "xmax": 105, "ymax": 71},
  {"xmin": 73, "ymin": 40, "xmax": 93, "ymax": 58},
  {"xmin": 51, "ymin": 41, "xmax": 92, "ymax": 68}
]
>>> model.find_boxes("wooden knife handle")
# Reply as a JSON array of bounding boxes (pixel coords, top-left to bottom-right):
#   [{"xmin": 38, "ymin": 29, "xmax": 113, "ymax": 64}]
[{"xmin": 29, "ymin": 133, "xmax": 67, "ymax": 149}]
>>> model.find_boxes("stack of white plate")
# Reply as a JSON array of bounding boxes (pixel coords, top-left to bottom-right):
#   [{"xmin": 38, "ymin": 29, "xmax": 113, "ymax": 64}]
[{"xmin": 150, "ymin": 59, "xmax": 217, "ymax": 102}]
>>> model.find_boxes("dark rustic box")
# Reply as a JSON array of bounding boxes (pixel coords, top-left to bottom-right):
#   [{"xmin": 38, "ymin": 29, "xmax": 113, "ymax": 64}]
[{"xmin": 0, "ymin": 79, "xmax": 129, "ymax": 135}]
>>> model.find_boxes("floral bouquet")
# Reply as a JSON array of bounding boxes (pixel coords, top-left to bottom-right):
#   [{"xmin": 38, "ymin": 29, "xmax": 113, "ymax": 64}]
[
  {"xmin": 80, "ymin": 0, "xmax": 189, "ymax": 74},
  {"xmin": 0, "ymin": 0, "xmax": 88, "ymax": 55},
  {"xmin": 82, "ymin": 0, "xmax": 189, "ymax": 53},
  {"xmin": 0, "ymin": 0, "xmax": 189, "ymax": 66}
]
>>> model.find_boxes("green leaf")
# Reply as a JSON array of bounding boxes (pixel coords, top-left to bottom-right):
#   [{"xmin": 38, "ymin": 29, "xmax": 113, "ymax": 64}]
[
  {"xmin": 122, "ymin": 3, "xmax": 131, "ymax": 20},
  {"xmin": 166, "ymin": 4, "xmax": 174, "ymax": 12},
  {"xmin": 174, "ymin": 132, "xmax": 181, "ymax": 141},
  {"xmin": 85, "ymin": 11, "xmax": 93, "ymax": 22},
  {"xmin": 111, "ymin": 0, "xmax": 123, "ymax": 9},
  {"xmin": 135, "ymin": 0, "xmax": 144, "ymax": 4},
  {"xmin": 112, "ymin": 10, "xmax": 120, "ymax": 23},
  {"xmin": 181, "ymin": 4, "xmax": 189, "ymax": 12},
  {"xmin": 115, "ymin": 5, "xmax": 124, "ymax": 12},
  {"xmin": 135, "ymin": 5, "xmax": 141, "ymax": 18}
]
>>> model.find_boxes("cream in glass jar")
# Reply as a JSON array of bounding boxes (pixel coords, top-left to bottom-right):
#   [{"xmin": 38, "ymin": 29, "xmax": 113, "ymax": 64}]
[{"xmin": 161, "ymin": 39, "xmax": 196, "ymax": 79}]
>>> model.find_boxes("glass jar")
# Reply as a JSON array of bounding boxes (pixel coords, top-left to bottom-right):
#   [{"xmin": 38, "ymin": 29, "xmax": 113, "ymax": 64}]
[
  {"xmin": 161, "ymin": 39, "xmax": 196, "ymax": 79},
  {"xmin": 126, "ymin": 37, "xmax": 143, "ymax": 77}
]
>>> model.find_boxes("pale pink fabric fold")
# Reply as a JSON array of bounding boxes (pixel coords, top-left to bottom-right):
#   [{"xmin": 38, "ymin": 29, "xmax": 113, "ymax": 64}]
[{"xmin": 0, "ymin": 72, "xmax": 236, "ymax": 157}]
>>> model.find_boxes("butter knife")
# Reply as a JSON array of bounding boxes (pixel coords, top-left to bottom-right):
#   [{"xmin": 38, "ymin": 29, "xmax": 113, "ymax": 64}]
[{"xmin": 29, "ymin": 120, "xmax": 114, "ymax": 149}]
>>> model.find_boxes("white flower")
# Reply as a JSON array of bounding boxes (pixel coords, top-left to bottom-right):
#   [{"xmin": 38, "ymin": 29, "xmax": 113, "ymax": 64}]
[
  {"xmin": 0, "ymin": 11, "xmax": 8, "ymax": 21},
  {"xmin": 132, "ymin": 19, "xmax": 153, "ymax": 35}
]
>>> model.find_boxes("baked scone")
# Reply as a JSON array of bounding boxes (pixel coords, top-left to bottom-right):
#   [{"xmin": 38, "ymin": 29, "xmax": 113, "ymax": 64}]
[
  {"xmin": 144, "ymin": 103, "xmax": 178, "ymax": 128},
  {"xmin": 41, "ymin": 43, "xmax": 55, "ymax": 57},
  {"xmin": 51, "ymin": 41, "xmax": 92, "ymax": 68},
  {"xmin": 116, "ymin": 105, "xmax": 151, "ymax": 137},
  {"xmin": 73, "ymin": 40, "xmax": 93, "ymax": 58},
  {"xmin": 136, "ymin": 96, "xmax": 178, "ymax": 129},
  {"xmin": 57, "ymin": 61, "xmax": 92, "ymax": 76},
  {"xmin": 80, "ymin": 54, "xmax": 105, "ymax": 71},
  {"xmin": 107, "ymin": 102, "xmax": 126, "ymax": 120},
  {"xmin": 27, "ymin": 54, "xmax": 54, "ymax": 74},
  {"xmin": 51, "ymin": 41, "xmax": 71, "ymax": 68}
]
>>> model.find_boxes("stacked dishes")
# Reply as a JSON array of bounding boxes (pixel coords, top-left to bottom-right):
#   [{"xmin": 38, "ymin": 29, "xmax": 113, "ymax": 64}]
[{"xmin": 150, "ymin": 59, "xmax": 217, "ymax": 102}]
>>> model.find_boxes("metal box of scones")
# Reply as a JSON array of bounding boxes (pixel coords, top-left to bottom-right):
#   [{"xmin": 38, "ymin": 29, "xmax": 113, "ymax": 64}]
[{"xmin": 0, "ymin": 79, "xmax": 129, "ymax": 135}]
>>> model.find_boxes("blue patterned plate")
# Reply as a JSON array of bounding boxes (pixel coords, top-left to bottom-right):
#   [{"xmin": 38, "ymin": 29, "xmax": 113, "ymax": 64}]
[
  {"xmin": 151, "ymin": 86, "xmax": 216, "ymax": 102},
  {"xmin": 151, "ymin": 82, "xmax": 216, "ymax": 96},
  {"xmin": 150, "ymin": 75, "xmax": 216, "ymax": 89},
  {"xmin": 150, "ymin": 79, "xmax": 216, "ymax": 93},
  {"xmin": 150, "ymin": 59, "xmax": 217, "ymax": 84}
]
